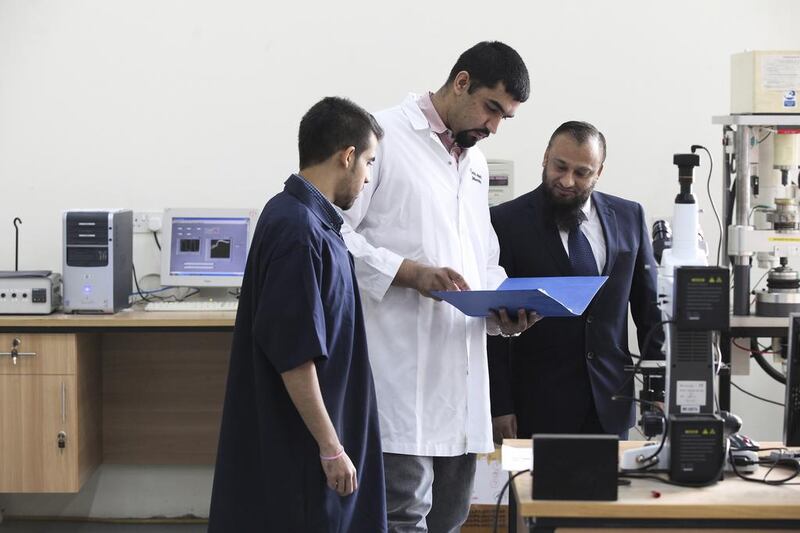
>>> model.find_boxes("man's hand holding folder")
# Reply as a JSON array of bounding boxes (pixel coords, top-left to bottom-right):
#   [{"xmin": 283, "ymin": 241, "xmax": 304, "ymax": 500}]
[
  {"xmin": 393, "ymin": 260, "xmax": 538, "ymax": 335},
  {"xmin": 487, "ymin": 307, "xmax": 542, "ymax": 337}
]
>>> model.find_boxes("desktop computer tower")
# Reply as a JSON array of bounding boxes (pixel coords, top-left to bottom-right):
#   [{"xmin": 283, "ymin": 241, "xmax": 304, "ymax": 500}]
[{"xmin": 63, "ymin": 209, "xmax": 133, "ymax": 313}]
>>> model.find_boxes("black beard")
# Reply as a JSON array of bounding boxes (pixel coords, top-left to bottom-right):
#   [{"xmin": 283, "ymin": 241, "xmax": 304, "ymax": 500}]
[
  {"xmin": 454, "ymin": 128, "xmax": 489, "ymax": 148},
  {"xmin": 541, "ymin": 170, "xmax": 593, "ymax": 231}
]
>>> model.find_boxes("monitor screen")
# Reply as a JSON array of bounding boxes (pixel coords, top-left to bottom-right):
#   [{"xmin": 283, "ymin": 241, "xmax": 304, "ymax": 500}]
[{"xmin": 160, "ymin": 208, "xmax": 257, "ymax": 288}]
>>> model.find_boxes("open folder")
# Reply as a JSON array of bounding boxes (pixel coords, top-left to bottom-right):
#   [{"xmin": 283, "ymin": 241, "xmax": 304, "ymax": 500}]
[{"xmin": 431, "ymin": 276, "xmax": 608, "ymax": 318}]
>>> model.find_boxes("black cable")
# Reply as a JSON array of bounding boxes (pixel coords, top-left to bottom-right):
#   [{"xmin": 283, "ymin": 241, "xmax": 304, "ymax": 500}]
[
  {"xmin": 729, "ymin": 449, "xmax": 800, "ymax": 485},
  {"xmin": 757, "ymin": 131, "xmax": 773, "ymax": 144},
  {"xmin": 131, "ymin": 263, "xmax": 153, "ymax": 303},
  {"xmin": 612, "ymin": 396, "xmax": 667, "ymax": 469},
  {"xmin": 156, "ymin": 287, "xmax": 201, "ymax": 303},
  {"xmin": 126, "ymin": 229, "xmax": 167, "ymax": 304},
  {"xmin": 692, "ymin": 145, "xmax": 721, "ymax": 266},
  {"xmin": 493, "ymin": 469, "xmax": 530, "ymax": 533},
  {"xmin": 749, "ymin": 339, "xmax": 787, "ymax": 384},
  {"xmin": 614, "ymin": 320, "xmax": 672, "ymax": 398},
  {"xmin": 619, "ymin": 470, "xmax": 723, "ymax": 488},
  {"xmin": 175, "ymin": 287, "xmax": 201, "ymax": 302},
  {"xmin": 613, "ymin": 320, "xmax": 671, "ymax": 452},
  {"xmin": 130, "ymin": 271, "xmax": 201, "ymax": 305},
  {"xmin": 764, "ymin": 460, "xmax": 780, "ymax": 480},
  {"xmin": 730, "ymin": 381, "xmax": 784, "ymax": 407}
]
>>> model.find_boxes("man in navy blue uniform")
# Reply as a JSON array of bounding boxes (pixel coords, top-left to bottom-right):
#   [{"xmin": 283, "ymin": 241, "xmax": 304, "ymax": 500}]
[
  {"xmin": 208, "ymin": 97, "xmax": 387, "ymax": 532},
  {"xmin": 488, "ymin": 121, "xmax": 665, "ymax": 441}
]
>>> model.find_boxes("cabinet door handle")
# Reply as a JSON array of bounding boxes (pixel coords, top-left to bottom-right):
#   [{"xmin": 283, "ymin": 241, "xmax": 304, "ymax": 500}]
[
  {"xmin": 0, "ymin": 351, "xmax": 37, "ymax": 365},
  {"xmin": 1, "ymin": 339, "xmax": 37, "ymax": 365},
  {"xmin": 61, "ymin": 382, "xmax": 66, "ymax": 424}
]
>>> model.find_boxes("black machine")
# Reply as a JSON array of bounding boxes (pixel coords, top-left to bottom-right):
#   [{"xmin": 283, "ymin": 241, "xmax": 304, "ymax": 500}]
[{"xmin": 785, "ymin": 314, "xmax": 800, "ymax": 446}]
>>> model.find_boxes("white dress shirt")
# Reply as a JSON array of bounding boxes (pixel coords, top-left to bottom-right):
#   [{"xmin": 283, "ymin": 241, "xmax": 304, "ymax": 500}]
[
  {"xmin": 558, "ymin": 195, "xmax": 607, "ymax": 274},
  {"xmin": 340, "ymin": 94, "xmax": 507, "ymax": 456}
]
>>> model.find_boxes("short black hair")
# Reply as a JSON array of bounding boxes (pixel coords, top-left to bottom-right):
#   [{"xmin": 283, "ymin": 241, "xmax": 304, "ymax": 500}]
[
  {"xmin": 298, "ymin": 97, "xmax": 384, "ymax": 169},
  {"xmin": 548, "ymin": 121, "xmax": 607, "ymax": 163},
  {"xmin": 445, "ymin": 41, "xmax": 530, "ymax": 103}
]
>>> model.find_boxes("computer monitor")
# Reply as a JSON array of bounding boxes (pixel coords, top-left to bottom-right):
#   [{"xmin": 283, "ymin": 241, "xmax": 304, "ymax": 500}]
[{"xmin": 160, "ymin": 208, "xmax": 258, "ymax": 288}]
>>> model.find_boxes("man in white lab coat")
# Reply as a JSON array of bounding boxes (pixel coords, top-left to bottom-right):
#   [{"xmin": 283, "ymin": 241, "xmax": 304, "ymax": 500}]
[{"xmin": 341, "ymin": 41, "xmax": 536, "ymax": 533}]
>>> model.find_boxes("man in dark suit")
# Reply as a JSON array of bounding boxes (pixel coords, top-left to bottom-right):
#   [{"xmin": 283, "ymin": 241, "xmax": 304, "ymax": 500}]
[{"xmin": 488, "ymin": 121, "xmax": 664, "ymax": 440}]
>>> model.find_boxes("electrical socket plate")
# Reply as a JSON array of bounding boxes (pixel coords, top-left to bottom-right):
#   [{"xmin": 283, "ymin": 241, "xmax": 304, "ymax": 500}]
[{"xmin": 133, "ymin": 211, "xmax": 163, "ymax": 234}]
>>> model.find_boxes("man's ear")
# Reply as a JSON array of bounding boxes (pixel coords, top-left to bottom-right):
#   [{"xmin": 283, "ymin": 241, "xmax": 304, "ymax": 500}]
[
  {"xmin": 596, "ymin": 163, "xmax": 605, "ymax": 178},
  {"xmin": 452, "ymin": 71, "xmax": 471, "ymax": 96},
  {"xmin": 338, "ymin": 146, "xmax": 356, "ymax": 169},
  {"xmin": 542, "ymin": 148, "xmax": 549, "ymax": 168}
]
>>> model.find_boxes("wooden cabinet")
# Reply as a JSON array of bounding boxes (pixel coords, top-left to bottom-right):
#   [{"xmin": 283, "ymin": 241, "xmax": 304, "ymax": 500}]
[{"xmin": 0, "ymin": 334, "xmax": 101, "ymax": 493}]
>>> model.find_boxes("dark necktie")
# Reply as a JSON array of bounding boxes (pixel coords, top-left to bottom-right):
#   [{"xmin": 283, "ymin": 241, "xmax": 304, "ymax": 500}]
[{"xmin": 568, "ymin": 226, "xmax": 599, "ymax": 276}]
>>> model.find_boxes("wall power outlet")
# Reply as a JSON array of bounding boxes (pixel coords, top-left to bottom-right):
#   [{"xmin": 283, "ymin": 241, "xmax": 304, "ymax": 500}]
[{"xmin": 133, "ymin": 211, "xmax": 163, "ymax": 234}]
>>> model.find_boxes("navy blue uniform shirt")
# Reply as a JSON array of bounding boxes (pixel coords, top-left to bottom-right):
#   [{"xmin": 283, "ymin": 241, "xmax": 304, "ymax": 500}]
[{"xmin": 208, "ymin": 175, "xmax": 386, "ymax": 533}]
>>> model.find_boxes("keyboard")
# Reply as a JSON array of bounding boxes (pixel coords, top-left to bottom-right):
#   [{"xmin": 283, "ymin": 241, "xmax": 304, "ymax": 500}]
[{"xmin": 143, "ymin": 300, "xmax": 239, "ymax": 312}]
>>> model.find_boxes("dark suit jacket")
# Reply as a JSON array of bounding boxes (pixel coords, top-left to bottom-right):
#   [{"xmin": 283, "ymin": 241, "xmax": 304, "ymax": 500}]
[{"xmin": 488, "ymin": 185, "xmax": 664, "ymax": 436}]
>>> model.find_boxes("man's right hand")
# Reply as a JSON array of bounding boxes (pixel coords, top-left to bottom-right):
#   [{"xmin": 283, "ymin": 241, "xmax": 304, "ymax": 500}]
[
  {"xmin": 492, "ymin": 414, "xmax": 518, "ymax": 444},
  {"xmin": 413, "ymin": 264, "xmax": 470, "ymax": 299},
  {"xmin": 320, "ymin": 449, "xmax": 358, "ymax": 497},
  {"xmin": 394, "ymin": 259, "xmax": 470, "ymax": 298}
]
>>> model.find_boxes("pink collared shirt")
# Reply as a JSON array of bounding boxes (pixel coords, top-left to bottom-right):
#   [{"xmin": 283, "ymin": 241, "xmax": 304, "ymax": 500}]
[{"xmin": 416, "ymin": 92, "xmax": 464, "ymax": 164}]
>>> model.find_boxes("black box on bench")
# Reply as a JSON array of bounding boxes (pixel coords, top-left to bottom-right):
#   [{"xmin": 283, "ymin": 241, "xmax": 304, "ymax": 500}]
[{"xmin": 532, "ymin": 434, "xmax": 619, "ymax": 501}]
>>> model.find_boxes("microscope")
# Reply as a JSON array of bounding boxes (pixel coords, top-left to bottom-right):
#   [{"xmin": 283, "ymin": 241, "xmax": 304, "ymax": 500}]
[{"xmin": 621, "ymin": 151, "xmax": 734, "ymax": 484}]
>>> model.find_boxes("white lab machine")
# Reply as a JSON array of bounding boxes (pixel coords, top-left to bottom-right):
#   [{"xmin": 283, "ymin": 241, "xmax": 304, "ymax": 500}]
[
  {"xmin": 731, "ymin": 51, "xmax": 800, "ymax": 114},
  {"xmin": 714, "ymin": 50, "xmax": 800, "ymax": 318},
  {"xmin": 0, "ymin": 271, "xmax": 62, "ymax": 315}
]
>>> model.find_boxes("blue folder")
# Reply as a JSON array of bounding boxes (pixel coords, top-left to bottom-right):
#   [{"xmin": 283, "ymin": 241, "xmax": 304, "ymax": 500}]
[{"xmin": 431, "ymin": 276, "xmax": 608, "ymax": 318}]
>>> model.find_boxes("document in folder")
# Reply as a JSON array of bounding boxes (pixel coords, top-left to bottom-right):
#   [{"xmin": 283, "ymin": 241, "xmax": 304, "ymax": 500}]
[{"xmin": 431, "ymin": 276, "xmax": 608, "ymax": 318}]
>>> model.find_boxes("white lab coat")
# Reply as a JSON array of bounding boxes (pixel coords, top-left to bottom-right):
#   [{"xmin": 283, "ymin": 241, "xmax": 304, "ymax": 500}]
[{"xmin": 341, "ymin": 94, "xmax": 507, "ymax": 456}]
